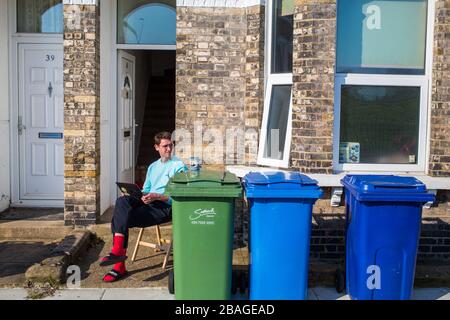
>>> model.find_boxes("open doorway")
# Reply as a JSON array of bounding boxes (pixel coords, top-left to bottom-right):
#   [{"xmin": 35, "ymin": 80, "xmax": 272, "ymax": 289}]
[{"xmin": 117, "ymin": 50, "xmax": 176, "ymax": 186}]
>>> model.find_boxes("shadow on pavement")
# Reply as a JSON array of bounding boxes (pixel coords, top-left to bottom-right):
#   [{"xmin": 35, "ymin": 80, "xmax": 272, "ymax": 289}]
[
  {"xmin": 0, "ymin": 241, "xmax": 58, "ymax": 282},
  {"xmin": 0, "ymin": 208, "xmax": 64, "ymax": 223},
  {"xmin": 77, "ymin": 239, "xmax": 106, "ymax": 282}
]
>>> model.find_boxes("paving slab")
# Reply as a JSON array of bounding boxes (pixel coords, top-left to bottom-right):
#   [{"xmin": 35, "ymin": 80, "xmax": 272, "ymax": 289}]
[
  {"xmin": 1, "ymin": 287, "xmax": 450, "ymax": 300},
  {"xmin": 0, "ymin": 208, "xmax": 64, "ymax": 221},
  {"xmin": 311, "ymin": 287, "xmax": 350, "ymax": 300},
  {"xmin": 0, "ymin": 288, "xmax": 28, "ymax": 300},
  {"xmin": 0, "ymin": 220, "xmax": 71, "ymax": 240},
  {"xmin": 307, "ymin": 288, "xmax": 319, "ymax": 300},
  {"xmin": 0, "ymin": 264, "xmax": 28, "ymax": 286},
  {"xmin": 41, "ymin": 288, "xmax": 105, "ymax": 300},
  {"xmin": 0, "ymin": 240, "xmax": 59, "ymax": 287},
  {"xmin": 102, "ymin": 288, "xmax": 174, "ymax": 300},
  {"xmin": 312, "ymin": 287, "xmax": 450, "ymax": 300},
  {"xmin": 412, "ymin": 288, "xmax": 450, "ymax": 300}
]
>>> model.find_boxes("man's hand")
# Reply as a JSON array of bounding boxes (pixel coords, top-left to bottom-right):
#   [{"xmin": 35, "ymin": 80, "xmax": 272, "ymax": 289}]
[{"xmin": 141, "ymin": 193, "xmax": 163, "ymax": 204}]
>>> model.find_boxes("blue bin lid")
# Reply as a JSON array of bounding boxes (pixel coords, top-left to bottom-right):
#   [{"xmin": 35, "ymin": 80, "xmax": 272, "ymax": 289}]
[
  {"xmin": 243, "ymin": 172, "xmax": 323, "ymax": 199},
  {"xmin": 341, "ymin": 175, "xmax": 436, "ymax": 203}
]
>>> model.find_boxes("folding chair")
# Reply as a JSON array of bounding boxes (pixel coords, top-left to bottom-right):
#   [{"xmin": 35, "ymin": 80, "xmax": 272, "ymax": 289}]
[{"xmin": 131, "ymin": 224, "xmax": 173, "ymax": 270}]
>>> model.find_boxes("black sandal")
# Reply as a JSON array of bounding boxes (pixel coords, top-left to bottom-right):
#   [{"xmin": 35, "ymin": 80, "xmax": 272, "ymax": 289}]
[
  {"xmin": 99, "ymin": 253, "xmax": 128, "ymax": 267},
  {"xmin": 102, "ymin": 269, "xmax": 128, "ymax": 283}
]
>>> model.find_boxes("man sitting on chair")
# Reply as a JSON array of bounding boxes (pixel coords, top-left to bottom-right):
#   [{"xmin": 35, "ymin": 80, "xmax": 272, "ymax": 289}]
[{"xmin": 100, "ymin": 131, "xmax": 187, "ymax": 282}]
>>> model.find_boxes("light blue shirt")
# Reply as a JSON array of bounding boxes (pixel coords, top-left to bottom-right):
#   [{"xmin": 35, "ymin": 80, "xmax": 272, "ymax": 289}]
[{"xmin": 142, "ymin": 156, "xmax": 187, "ymax": 204}]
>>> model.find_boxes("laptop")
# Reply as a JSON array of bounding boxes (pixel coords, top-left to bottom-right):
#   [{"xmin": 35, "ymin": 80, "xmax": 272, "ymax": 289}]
[{"xmin": 116, "ymin": 182, "xmax": 143, "ymax": 199}]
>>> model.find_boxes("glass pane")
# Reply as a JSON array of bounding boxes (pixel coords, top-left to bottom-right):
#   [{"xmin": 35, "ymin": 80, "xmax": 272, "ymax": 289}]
[
  {"xmin": 117, "ymin": 0, "xmax": 176, "ymax": 45},
  {"xmin": 17, "ymin": 0, "xmax": 63, "ymax": 34},
  {"xmin": 271, "ymin": 0, "xmax": 293, "ymax": 74},
  {"xmin": 264, "ymin": 85, "xmax": 292, "ymax": 160},
  {"xmin": 337, "ymin": 0, "xmax": 428, "ymax": 74},
  {"xmin": 339, "ymin": 85, "xmax": 420, "ymax": 164}
]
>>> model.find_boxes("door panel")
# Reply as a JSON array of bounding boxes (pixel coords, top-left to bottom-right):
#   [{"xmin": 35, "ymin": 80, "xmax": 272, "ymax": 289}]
[
  {"xmin": 19, "ymin": 44, "xmax": 64, "ymax": 200},
  {"xmin": 118, "ymin": 51, "xmax": 135, "ymax": 183}
]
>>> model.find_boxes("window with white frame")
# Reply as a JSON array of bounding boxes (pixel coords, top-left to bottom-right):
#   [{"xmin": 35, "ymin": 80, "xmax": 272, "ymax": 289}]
[
  {"xmin": 117, "ymin": 0, "xmax": 176, "ymax": 45},
  {"xmin": 17, "ymin": 0, "xmax": 63, "ymax": 33},
  {"xmin": 258, "ymin": 0, "xmax": 294, "ymax": 168},
  {"xmin": 333, "ymin": 0, "xmax": 433, "ymax": 172}
]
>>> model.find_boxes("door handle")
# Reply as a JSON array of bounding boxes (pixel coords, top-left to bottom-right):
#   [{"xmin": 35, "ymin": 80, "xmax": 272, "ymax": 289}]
[
  {"xmin": 48, "ymin": 82, "xmax": 53, "ymax": 98},
  {"xmin": 18, "ymin": 116, "xmax": 26, "ymax": 135}
]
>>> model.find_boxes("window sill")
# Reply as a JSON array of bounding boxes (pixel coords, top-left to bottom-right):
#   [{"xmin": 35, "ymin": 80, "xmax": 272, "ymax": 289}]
[{"xmin": 226, "ymin": 165, "xmax": 450, "ymax": 190}]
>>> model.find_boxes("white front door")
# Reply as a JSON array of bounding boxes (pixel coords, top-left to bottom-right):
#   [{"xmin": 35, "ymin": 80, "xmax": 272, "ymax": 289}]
[
  {"xmin": 18, "ymin": 43, "xmax": 64, "ymax": 201},
  {"xmin": 117, "ymin": 51, "xmax": 135, "ymax": 183}
]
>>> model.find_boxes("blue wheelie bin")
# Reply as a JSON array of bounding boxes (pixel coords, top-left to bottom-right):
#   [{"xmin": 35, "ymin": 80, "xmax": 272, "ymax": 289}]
[
  {"xmin": 243, "ymin": 172, "xmax": 323, "ymax": 300},
  {"xmin": 342, "ymin": 175, "xmax": 435, "ymax": 300}
]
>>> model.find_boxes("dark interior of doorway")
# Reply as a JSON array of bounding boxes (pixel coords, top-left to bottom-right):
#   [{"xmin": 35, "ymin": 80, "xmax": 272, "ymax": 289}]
[{"xmin": 124, "ymin": 50, "xmax": 176, "ymax": 186}]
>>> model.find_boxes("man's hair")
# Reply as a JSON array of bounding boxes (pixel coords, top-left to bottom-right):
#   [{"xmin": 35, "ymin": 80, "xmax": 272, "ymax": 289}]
[{"xmin": 154, "ymin": 131, "xmax": 172, "ymax": 145}]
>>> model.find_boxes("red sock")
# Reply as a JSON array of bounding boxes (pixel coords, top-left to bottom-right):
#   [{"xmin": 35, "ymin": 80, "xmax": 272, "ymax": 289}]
[
  {"xmin": 103, "ymin": 254, "xmax": 127, "ymax": 282},
  {"xmin": 111, "ymin": 235, "xmax": 126, "ymax": 256},
  {"xmin": 115, "ymin": 261, "xmax": 127, "ymax": 274}
]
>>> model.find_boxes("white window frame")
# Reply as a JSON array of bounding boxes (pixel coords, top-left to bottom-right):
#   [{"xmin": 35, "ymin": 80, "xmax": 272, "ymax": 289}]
[
  {"xmin": 114, "ymin": 0, "xmax": 176, "ymax": 50},
  {"xmin": 257, "ymin": 0, "xmax": 293, "ymax": 168},
  {"xmin": 333, "ymin": 0, "xmax": 435, "ymax": 173}
]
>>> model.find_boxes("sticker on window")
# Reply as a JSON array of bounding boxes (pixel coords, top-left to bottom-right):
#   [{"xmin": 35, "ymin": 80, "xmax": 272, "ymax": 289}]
[{"xmin": 339, "ymin": 142, "xmax": 360, "ymax": 164}]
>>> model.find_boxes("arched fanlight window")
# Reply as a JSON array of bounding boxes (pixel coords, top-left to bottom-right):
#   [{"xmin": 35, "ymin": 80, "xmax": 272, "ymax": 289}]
[
  {"xmin": 17, "ymin": 0, "xmax": 63, "ymax": 34},
  {"xmin": 117, "ymin": 0, "xmax": 176, "ymax": 45},
  {"xmin": 41, "ymin": 3, "xmax": 63, "ymax": 33}
]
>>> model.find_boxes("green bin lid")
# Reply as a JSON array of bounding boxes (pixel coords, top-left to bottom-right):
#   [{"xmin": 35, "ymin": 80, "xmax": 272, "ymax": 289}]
[{"xmin": 165, "ymin": 170, "xmax": 242, "ymax": 198}]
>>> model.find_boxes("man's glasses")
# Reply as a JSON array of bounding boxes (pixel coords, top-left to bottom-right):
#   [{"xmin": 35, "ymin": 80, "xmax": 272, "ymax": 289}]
[{"xmin": 160, "ymin": 143, "xmax": 174, "ymax": 149}]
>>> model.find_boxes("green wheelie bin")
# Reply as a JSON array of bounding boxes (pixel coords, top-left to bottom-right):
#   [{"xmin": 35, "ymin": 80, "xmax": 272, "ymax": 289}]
[{"xmin": 165, "ymin": 170, "xmax": 242, "ymax": 300}]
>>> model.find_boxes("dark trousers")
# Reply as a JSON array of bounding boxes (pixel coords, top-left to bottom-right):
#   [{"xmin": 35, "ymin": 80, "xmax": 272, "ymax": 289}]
[{"xmin": 111, "ymin": 196, "xmax": 172, "ymax": 249}]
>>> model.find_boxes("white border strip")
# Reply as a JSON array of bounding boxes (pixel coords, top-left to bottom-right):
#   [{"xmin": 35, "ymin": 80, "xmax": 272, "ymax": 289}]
[
  {"xmin": 63, "ymin": 0, "xmax": 97, "ymax": 5},
  {"xmin": 64, "ymin": 0, "xmax": 264, "ymax": 8},
  {"xmin": 177, "ymin": 0, "xmax": 266, "ymax": 7}
]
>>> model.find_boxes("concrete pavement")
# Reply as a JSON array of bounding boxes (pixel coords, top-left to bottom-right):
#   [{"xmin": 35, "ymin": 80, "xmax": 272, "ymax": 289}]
[{"xmin": 1, "ymin": 287, "xmax": 450, "ymax": 300}]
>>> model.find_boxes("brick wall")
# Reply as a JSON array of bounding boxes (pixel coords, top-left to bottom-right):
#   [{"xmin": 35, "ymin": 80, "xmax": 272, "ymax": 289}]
[
  {"xmin": 429, "ymin": 0, "xmax": 450, "ymax": 177},
  {"xmin": 245, "ymin": 5, "xmax": 265, "ymax": 166},
  {"xmin": 63, "ymin": 3, "xmax": 101, "ymax": 227},
  {"xmin": 230, "ymin": 0, "xmax": 342, "ymax": 250},
  {"xmin": 291, "ymin": 0, "xmax": 336, "ymax": 174},
  {"xmin": 176, "ymin": 5, "xmax": 264, "ymax": 169},
  {"xmin": 176, "ymin": 6, "xmax": 247, "ymax": 167},
  {"xmin": 176, "ymin": 5, "xmax": 265, "ymax": 245}
]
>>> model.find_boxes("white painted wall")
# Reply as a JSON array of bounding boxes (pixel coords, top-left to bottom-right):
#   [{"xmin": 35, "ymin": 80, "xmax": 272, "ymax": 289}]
[
  {"xmin": 100, "ymin": 0, "xmax": 113, "ymax": 214},
  {"xmin": 0, "ymin": 0, "xmax": 11, "ymax": 211}
]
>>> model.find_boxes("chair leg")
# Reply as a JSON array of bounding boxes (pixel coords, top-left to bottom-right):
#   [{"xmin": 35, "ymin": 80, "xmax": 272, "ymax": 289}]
[
  {"xmin": 162, "ymin": 239, "xmax": 173, "ymax": 270},
  {"xmin": 155, "ymin": 225, "xmax": 162, "ymax": 252},
  {"xmin": 131, "ymin": 228, "xmax": 145, "ymax": 262}
]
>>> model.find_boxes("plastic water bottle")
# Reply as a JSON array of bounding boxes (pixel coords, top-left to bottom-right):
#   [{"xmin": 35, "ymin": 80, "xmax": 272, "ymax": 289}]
[{"xmin": 189, "ymin": 157, "xmax": 202, "ymax": 173}]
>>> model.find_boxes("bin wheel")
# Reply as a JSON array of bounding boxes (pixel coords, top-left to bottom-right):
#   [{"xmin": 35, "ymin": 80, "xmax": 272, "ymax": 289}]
[
  {"xmin": 168, "ymin": 270, "xmax": 175, "ymax": 295},
  {"xmin": 239, "ymin": 270, "xmax": 248, "ymax": 294},
  {"xmin": 231, "ymin": 270, "xmax": 238, "ymax": 295},
  {"xmin": 335, "ymin": 268, "xmax": 345, "ymax": 293}
]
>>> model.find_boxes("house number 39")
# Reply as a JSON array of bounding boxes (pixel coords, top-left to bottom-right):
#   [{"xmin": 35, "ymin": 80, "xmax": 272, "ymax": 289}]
[{"xmin": 45, "ymin": 55, "xmax": 55, "ymax": 62}]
